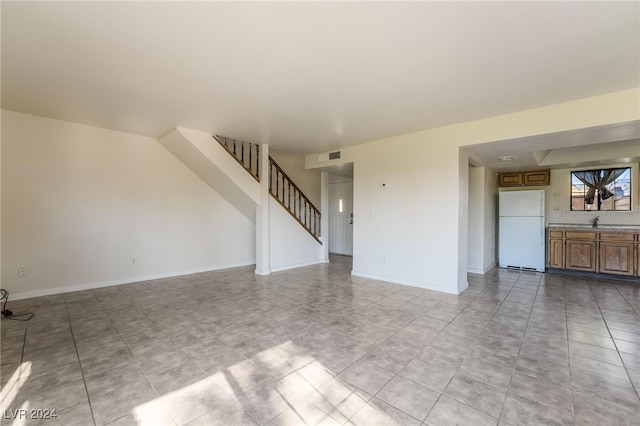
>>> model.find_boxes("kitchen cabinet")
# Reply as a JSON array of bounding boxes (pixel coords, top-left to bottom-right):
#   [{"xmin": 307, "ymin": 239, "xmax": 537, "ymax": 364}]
[
  {"xmin": 524, "ymin": 170, "xmax": 551, "ymax": 186},
  {"xmin": 498, "ymin": 169, "xmax": 550, "ymax": 187},
  {"xmin": 599, "ymin": 241, "xmax": 634, "ymax": 275},
  {"xmin": 548, "ymin": 231, "xmax": 564, "ymax": 268},
  {"xmin": 547, "ymin": 227, "xmax": 640, "ymax": 277},
  {"xmin": 566, "ymin": 239, "xmax": 597, "ymax": 272},
  {"xmin": 498, "ymin": 172, "xmax": 523, "ymax": 187}
]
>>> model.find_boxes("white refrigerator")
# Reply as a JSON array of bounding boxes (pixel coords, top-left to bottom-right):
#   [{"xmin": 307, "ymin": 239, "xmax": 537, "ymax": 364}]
[{"xmin": 499, "ymin": 190, "xmax": 545, "ymax": 272}]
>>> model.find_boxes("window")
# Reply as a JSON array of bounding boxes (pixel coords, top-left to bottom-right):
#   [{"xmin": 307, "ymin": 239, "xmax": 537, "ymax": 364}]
[{"xmin": 571, "ymin": 167, "xmax": 631, "ymax": 211}]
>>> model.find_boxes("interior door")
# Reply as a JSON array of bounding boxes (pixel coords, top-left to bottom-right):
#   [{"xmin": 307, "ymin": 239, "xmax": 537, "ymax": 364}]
[{"xmin": 328, "ymin": 181, "xmax": 353, "ymax": 255}]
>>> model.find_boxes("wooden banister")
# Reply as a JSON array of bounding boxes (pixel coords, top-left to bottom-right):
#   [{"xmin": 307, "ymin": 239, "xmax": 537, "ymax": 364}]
[
  {"xmin": 213, "ymin": 134, "xmax": 260, "ymax": 181},
  {"xmin": 213, "ymin": 133, "xmax": 321, "ymax": 243},
  {"xmin": 269, "ymin": 156, "xmax": 321, "ymax": 243}
]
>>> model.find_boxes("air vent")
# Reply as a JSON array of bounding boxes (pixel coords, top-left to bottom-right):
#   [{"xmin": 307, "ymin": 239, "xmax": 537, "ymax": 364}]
[{"xmin": 329, "ymin": 151, "xmax": 341, "ymax": 160}]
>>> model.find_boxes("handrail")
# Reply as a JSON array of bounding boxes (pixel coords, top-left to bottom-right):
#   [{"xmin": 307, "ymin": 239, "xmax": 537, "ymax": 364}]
[
  {"xmin": 269, "ymin": 156, "xmax": 321, "ymax": 243},
  {"xmin": 213, "ymin": 134, "xmax": 260, "ymax": 181},
  {"xmin": 213, "ymin": 132, "xmax": 321, "ymax": 243}
]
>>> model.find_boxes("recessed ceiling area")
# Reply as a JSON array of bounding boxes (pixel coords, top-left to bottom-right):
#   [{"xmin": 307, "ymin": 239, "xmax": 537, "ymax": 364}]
[
  {"xmin": 2, "ymin": 2, "xmax": 639, "ymax": 158},
  {"xmin": 466, "ymin": 121, "xmax": 640, "ymax": 171}
]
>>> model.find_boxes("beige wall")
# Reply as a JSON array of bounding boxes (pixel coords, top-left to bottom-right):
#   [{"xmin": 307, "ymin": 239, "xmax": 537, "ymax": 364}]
[
  {"xmin": 307, "ymin": 88, "xmax": 640, "ymax": 293},
  {"xmin": 546, "ymin": 163, "xmax": 639, "ymax": 226},
  {"xmin": 468, "ymin": 166, "xmax": 497, "ymax": 274},
  {"xmin": 2, "ymin": 110, "xmax": 256, "ymax": 299}
]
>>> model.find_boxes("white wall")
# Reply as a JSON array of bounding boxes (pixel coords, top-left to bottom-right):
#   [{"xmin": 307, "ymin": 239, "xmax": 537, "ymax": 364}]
[
  {"xmin": 307, "ymin": 88, "xmax": 639, "ymax": 294},
  {"xmin": 469, "ymin": 166, "xmax": 498, "ymax": 274},
  {"xmin": 483, "ymin": 167, "xmax": 497, "ymax": 270},
  {"xmin": 546, "ymin": 163, "xmax": 639, "ymax": 226},
  {"xmin": 468, "ymin": 167, "xmax": 484, "ymax": 273},
  {"xmin": 347, "ymin": 134, "xmax": 465, "ymax": 294},
  {"xmin": 2, "ymin": 111, "xmax": 256, "ymax": 299},
  {"xmin": 268, "ymin": 197, "xmax": 324, "ymax": 272}
]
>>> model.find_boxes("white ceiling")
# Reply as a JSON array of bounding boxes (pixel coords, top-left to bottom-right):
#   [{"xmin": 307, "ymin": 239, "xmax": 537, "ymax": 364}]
[{"xmin": 2, "ymin": 1, "xmax": 639, "ymax": 164}]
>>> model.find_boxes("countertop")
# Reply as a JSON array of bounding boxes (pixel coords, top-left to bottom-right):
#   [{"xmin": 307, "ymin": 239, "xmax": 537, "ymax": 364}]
[{"xmin": 548, "ymin": 223, "xmax": 640, "ymax": 231}]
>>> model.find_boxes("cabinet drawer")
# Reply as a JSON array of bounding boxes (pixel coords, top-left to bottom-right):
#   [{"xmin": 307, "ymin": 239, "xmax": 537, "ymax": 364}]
[
  {"xmin": 600, "ymin": 233, "xmax": 635, "ymax": 242},
  {"xmin": 549, "ymin": 230, "xmax": 564, "ymax": 238},
  {"xmin": 566, "ymin": 232, "xmax": 596, "ymax": 240}
]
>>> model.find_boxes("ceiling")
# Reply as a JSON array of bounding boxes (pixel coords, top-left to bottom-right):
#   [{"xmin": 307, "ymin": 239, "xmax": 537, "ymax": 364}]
[{"xmin": 2, "ymin": 2, "xmax": 639, "ymax": 165}]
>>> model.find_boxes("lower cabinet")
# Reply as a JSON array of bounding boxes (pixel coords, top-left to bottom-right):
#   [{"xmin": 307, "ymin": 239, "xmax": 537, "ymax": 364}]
[
  {"xmin": 599, "ymin": 242, "xmax": 635, "ymax": 276},
  {"xmin": 566, "ymin": 240, "xmax": 597, "ymax": 272},
  {"xmin": 548, "ymin": 238, "xmax": 564, "ymax": 268},
  {"xmin": 548, "ymin": 228, "xmax": 640, "ymax": 277}
]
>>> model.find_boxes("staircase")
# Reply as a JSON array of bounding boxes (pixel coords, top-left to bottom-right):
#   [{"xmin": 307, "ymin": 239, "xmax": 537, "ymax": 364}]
[{"xmin": 214, "ymin": 134, "xmax": 321, "ymax": 243}]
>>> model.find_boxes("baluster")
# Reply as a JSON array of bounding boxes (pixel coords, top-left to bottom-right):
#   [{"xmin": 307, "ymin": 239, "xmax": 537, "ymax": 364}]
[
  {"xmin": 256, "ymin": 145, "xmax": 260, "ymax": 179},
  {"xmin": 241, "ymin": 141, "xmax": 245, "ymax": 166}
]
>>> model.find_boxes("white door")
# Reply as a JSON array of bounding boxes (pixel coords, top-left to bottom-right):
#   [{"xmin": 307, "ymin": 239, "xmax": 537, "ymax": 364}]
[
  {"xmin": 499, "ymin": 217, "xmax": 545, "ymax": 271},
  {"xmin": 328, "ymin": 181, "xmax": 353, "ymax": 255}
]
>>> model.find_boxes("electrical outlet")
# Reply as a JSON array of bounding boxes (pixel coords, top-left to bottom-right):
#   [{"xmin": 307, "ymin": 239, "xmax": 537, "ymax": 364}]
[{"xmin": 18, "ymin": 267, "xmax": 27, "ymax": 278}]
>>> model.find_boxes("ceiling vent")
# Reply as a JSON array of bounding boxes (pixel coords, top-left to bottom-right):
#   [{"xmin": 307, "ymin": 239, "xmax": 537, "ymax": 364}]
[{"xmin": 329, "ymin": 151, "xmax": 341, "ymax": 160}]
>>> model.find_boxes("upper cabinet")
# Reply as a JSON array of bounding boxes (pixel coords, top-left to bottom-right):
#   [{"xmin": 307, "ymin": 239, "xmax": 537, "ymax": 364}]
[{"xmin": 498, "ymin": 169, "xmax": 550, "ymax": 187}]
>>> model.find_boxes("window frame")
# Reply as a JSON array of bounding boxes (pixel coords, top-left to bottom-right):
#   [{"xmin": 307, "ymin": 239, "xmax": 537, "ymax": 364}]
[{"xmin": 570, "ymin": 166, "xmax": 632, "ymax": 212}]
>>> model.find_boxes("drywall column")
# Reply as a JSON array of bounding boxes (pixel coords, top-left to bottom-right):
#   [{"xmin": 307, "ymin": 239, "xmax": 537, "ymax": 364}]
[
  {"xmin": 320, "ymin": 171, "xmax": 330, "ymax": 263},
  {"xmin": 468, "ymin": 166, "xmax": 485, "ymax": 273},
  {"xmin": 255, "ymin": 144, "xmax": 271, "ymax": 275},
  {"xmin": 457, "ymin": 149, "xmax": 470, "ymax": 292}
]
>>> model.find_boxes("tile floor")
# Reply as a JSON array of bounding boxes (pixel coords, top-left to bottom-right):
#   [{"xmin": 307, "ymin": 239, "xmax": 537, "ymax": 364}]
[{"xmin": 1, "ymin": 255, "xmax": 639, "ymax": 425}]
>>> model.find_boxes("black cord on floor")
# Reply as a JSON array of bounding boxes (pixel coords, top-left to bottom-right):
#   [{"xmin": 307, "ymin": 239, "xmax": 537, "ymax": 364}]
[{"xmin": 1, "ymin": 289, "xmax": 37, "ymax": 321}]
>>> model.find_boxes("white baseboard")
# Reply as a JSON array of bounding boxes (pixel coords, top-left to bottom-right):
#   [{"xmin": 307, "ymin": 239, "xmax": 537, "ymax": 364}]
[
  {"xmin": 270, "ymin": 259, "xmax": 326, "ymax": 273},
  {"xmin": 468, "ymin": 261, "xmax": 496, "ymax": 275},
  {"xmin": 351, "ymin": 270, "xmax": 464, "ymax": 295},
  {"xmin": 7, "ymin": 262, "xmax": 255, "ymax": 301}
]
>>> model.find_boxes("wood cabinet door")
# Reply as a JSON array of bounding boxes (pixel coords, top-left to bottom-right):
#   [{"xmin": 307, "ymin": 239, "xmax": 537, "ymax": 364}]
[
  {"xmin": 548, "ymin": 238, "xmax": 564, "ymax": 268},
  {"xmin": 566, "ymin": 240, "xmax": 597, "ymax": 272},
  {"xmin": 523, "ymin": 170, "xmax": 550, "ymax": 186},
  {"xmin": 498, "ymin": 172, "xmax": 523, "ymax": 187},
  {"xmin": 599, "ymin": 242, "xmax": 634, "ymax": 276}
]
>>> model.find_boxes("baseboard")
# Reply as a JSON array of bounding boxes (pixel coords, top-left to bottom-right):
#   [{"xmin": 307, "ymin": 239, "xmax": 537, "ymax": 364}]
[
  {"xmin": 7, "ymin": 261, "xmax": 255, "ymax": 301},
  {"xmin": 467, "ymin": 261, "xmax": 496, "ymax": 275},
  {"xmin": 350, "ymin": 270, "xmax": 463, "ymax": 295},
  {"xmin": 270, "ymin": 259, "xmax": 326, "ymax": 273}
]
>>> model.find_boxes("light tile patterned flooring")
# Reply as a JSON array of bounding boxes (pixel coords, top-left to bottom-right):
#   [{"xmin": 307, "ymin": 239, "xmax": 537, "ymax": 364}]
[{"xmin": 1, "ymin": 255, "xmax": 639, "ymax": 425}]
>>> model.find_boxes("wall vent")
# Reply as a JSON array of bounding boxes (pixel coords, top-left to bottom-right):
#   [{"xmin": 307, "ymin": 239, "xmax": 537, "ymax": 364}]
[{"xmin": 329, "ymin": 151, "xmax": 341, "ymax": 160}]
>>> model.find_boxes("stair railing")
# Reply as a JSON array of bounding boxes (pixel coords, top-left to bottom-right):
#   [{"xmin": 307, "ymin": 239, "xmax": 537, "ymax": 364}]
[
  {"xmin": 269, "ymin": 156, "xmax": 321, "ymax": 243},
  {"xmin": 214, "ymin": 133, "xmax": 321, "ymax": 243},
  {"xmin": 213, "ymin": 134, "xmax": 260, "ymax": 181}
]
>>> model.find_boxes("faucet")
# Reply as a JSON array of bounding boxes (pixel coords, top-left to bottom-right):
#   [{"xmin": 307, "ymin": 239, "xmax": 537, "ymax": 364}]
[{"xmin": 593, "ymin": 216, "xmax": 599, "ymax": 228}]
